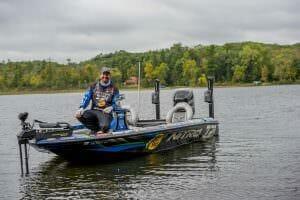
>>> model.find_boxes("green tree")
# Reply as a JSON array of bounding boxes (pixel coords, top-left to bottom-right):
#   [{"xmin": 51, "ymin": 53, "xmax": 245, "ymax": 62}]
[
  {"xmin": 205, "ymin": 45, "xmax": 218, "ymax": 78},
  {"xmin": 0, "ymin": 74, "xmax": 5, "ymax": 89},
  {"xmin": 40, "ymin": 63, "xmax": 54, "ymax": 88},
  {"xmin": 127, "ymin": 65, "xmax": 137, "ymax": 78},
  {"xmin": 272, "ymin": 49, "xmax": 297, "ymax": 81},
  {"xmin": 198, "ymin": 74, "xmax": 207, "ymax": 87},
  {"xmin": 239, "ymin": 44, "xmax": 266, "ymax": 82},
  {"xmin": 144, "ymin": 62, "xmax": 155, "ymax": 81},
  {"xmin": 30, "ymin": 75, "xmax": 43, "ymax": 88},
  {"xmin": 81, "ymin": 64, "xmax": 98, "ymax": 84},
  {"xmin": 111, "ymin": 68, "xmax": 122, "ymax": 86},
  {"xmin": 153, "ymin": 63, "xmax": 169, "ymax": 85},
  {"xmin": 182, "ymin": 59, "xmax": 199, "ymax": 86},
  {"xmin": 261, "ymin": 65, "xmax": 269, "ymax": 82},
  {"xmin": 232, "ymin": 65, "xmax": 246, "ymax": 82}
]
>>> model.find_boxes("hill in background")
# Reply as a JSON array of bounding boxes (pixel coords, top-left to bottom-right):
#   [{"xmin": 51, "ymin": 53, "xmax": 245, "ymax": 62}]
[{"xmin": 0, "ymin": 41, "xmax": 299, "ymax": 91}]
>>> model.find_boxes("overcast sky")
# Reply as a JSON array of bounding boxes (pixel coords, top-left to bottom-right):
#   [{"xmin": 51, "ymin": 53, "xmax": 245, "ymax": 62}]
[{"xmin": 0, "ymin": 0, "xmax": 299, "ymax": 63}]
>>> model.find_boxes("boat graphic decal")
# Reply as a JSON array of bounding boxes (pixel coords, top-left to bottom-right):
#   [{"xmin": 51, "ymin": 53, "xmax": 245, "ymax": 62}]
[
  {"xmin": 165, "ymin": 128, "xmax": 203, "ymax": 144},
  {"xmin": 146, "ymin": 134, "xmax": 164, "ymax": 151},
  {"xmin": 202, "ymin": 125, "xmax": 217, "ymax": 139}
]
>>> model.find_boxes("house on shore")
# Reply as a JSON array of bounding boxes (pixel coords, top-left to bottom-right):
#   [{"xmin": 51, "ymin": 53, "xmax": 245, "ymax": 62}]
[{"xmin": 124, "ymin": 76, "xmax": 138, "ymax": 86}]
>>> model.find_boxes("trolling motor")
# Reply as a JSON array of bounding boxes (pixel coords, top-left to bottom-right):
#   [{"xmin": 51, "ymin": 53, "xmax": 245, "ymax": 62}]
[
  {"xmin": 18, "ymin": 112, "xmax": 37, "ymax": 140},
  {"xmin": 17, "ymin": 112, "xmax": 36, "ymax": 175},
  {"xmin": 17, "ymin": 113, "xmax": 73, "ymax": 175},
  {"xmin": 204, "ymin": 76, "xmax": 215, "ymax": 118}
]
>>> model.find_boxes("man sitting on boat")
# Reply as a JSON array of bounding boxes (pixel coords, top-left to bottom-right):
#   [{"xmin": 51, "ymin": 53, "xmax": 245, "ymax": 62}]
[{"xmin": 75, "ymin": 67, "xmax": 119, "ymax": 134}]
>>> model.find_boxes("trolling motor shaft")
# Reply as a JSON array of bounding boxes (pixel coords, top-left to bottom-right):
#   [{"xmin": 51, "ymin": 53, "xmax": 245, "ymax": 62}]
[
  {"xmin": 17, "ymin": 127, "xmax": 36, "ymax": 175},
  {"xmin": 17, "ymin": 140, "xmax": 30, "ymax": 175}
]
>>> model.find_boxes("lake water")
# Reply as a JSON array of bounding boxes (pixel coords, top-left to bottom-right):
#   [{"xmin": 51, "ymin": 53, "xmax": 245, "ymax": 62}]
[{"xmin": 0, "ymin": 85, "xmax": 299, "ymax": 199}]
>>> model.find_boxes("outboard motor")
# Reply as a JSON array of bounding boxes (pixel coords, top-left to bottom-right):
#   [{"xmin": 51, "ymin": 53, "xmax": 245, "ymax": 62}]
[{"xmin": 173, "ymin": 89, "xmax": 195, "ymax": 114}]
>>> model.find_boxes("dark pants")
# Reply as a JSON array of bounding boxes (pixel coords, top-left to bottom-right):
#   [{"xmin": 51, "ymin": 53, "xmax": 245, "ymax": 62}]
[{"xmin": 78, "ymin": 109, "xmax": 112, "ymax": 132}]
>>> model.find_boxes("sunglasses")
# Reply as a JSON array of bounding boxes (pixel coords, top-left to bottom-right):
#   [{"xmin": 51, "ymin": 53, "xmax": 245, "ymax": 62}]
[{"xmin": 102, "ymin": 74, "xmax": 110, "ymax": 78}]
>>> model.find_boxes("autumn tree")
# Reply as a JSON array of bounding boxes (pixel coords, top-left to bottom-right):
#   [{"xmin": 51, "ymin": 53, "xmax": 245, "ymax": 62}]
[
  {"xmin": 111, "ymin": 68, "xmax": 122, "ymax": 86},
  {"xmin": 232, "ymin": 65, "xmax": 246, "ymax": 82},
  {"xmin": 127, "ymin": 65, "xmax": 137, "ymax": 78},
  {"xmin": 144, "ymin": 62, "xmax": 155, "ymax": 81},
  {"xmin": 182, "ymin": 59, "xmax": 199, "ymax": 86},
  {"xmin": 239, "ymin": 44, "xmax": 266, "ymax": 82},
  {"xmin": 272, "ymin": 49, "xmax": 297, "ymax": 81},
  {"xmin": 198, "ymin": 74, "xmax": 207, "ymax": 87},
  {"xmin": 153, "ymin": 62, "xmax": 169, "ymax": 85},
  {"xmin": 261, "ymin": 65, "xmax": 269, "ymax": 82}
]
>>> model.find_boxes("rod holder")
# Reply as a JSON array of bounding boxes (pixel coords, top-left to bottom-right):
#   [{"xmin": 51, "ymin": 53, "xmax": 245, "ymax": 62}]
[
  {"xmin": 208, "ymin": 77, "xmax": 214, "ymax": 118},
  {"xmin": 151, "ymin": 79, "xmax": 160, "ymax": 120},
  {"xmin": 204, "ymin": 77, "xmax": 215, "ymax": 118}
]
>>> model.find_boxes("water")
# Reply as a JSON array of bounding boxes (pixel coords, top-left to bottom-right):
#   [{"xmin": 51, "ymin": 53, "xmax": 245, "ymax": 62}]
[{"xmin": 0, "ymin": 85, "xmax": 299, "ymax": 199}]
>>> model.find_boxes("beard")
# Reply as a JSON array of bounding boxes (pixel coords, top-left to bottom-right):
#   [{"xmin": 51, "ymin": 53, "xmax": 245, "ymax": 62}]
[{"xmin": 100, "ymin": 79, "xmax": 111, "ymax": 87}]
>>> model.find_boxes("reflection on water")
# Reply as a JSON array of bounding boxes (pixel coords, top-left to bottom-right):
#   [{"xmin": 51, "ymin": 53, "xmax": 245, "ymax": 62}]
[{"xmin": 19, "ymin": 138, "xmax": 219, "ymax": 199}]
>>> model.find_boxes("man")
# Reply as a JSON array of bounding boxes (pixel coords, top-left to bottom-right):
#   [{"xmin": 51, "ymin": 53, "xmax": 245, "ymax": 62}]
[{"xmin": 75, "ymin": 67, "xmax": 119, "ymax": 134}]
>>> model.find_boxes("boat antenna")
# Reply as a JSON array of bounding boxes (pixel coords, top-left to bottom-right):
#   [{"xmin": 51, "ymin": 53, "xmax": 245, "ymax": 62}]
[{"xmin": 137, "ymin": 61, "xmax": 141, "ymax": 119}]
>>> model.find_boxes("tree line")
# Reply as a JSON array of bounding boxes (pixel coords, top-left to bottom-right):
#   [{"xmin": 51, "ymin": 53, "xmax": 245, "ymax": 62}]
[{"xmin": 0, "ymin": 41, "xmax": 299, "ymax": 91}]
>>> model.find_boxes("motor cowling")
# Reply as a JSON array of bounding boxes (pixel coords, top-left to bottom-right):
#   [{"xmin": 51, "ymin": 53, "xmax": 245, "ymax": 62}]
[{"xmin": 173, "ymin": 89, "xmax": 195, "ymax": 114}]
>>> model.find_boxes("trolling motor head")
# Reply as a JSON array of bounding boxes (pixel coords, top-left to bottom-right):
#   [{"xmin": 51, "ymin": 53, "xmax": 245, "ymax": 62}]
[
  {"xmin": 17, "ymin": 112, "xmax": 36, "ymax": 143},
  {"xmin": 18, "ymin": 112, "xmax": 28, "ymax": 123},
  {"xmin": 18, "ymin": 112, "xmax": 32, "ymax": 132}
]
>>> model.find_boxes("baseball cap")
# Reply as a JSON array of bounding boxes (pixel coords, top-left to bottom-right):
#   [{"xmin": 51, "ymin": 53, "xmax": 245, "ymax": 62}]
[{"xmin": 100, "ymin": 67, "xmax": 111, "ymax": 74}]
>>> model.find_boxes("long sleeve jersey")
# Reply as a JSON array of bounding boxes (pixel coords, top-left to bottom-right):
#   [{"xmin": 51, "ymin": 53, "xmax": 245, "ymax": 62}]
[{"xmin": 79, "ymin": 81, "xmax": 119, "ymax": 110}]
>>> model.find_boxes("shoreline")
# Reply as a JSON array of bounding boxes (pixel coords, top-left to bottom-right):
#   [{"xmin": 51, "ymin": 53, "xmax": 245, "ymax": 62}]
[{"xmin": 0, "ymin": 82, "xmax": 299, "ymax": 96}]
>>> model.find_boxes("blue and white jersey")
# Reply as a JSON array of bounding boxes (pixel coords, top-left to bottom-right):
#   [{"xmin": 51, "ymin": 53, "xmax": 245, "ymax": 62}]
[{"xmin": 79, "ymin": 81, "xmax": 119, "ymax": 110}]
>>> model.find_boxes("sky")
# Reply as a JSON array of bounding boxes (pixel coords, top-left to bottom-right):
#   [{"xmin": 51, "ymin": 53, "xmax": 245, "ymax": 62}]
[{"xmin": 0, "ymin": 0, "xmax": 299, "ymax": 63}]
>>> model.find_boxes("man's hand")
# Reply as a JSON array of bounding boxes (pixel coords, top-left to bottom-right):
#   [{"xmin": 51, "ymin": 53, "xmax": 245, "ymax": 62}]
[
  {"xmin": 103, "ymin": 106, "xmax": 113, "ymax": 114},
  {"xmin": 75, "ymin": 108, "xmax": 84, "ymax": 118}
]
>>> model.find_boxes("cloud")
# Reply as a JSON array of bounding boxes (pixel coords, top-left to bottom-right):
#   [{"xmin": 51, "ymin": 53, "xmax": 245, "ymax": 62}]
[{"xmin": 0, "ymin": 0, "xmax": 299, "ymax": 62}]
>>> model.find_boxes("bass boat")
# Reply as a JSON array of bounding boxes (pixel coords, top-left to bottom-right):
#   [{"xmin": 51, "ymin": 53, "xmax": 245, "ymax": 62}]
[{"xmin": 17, "ymin": 77, "xmax": 219, "ymax": 174}]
